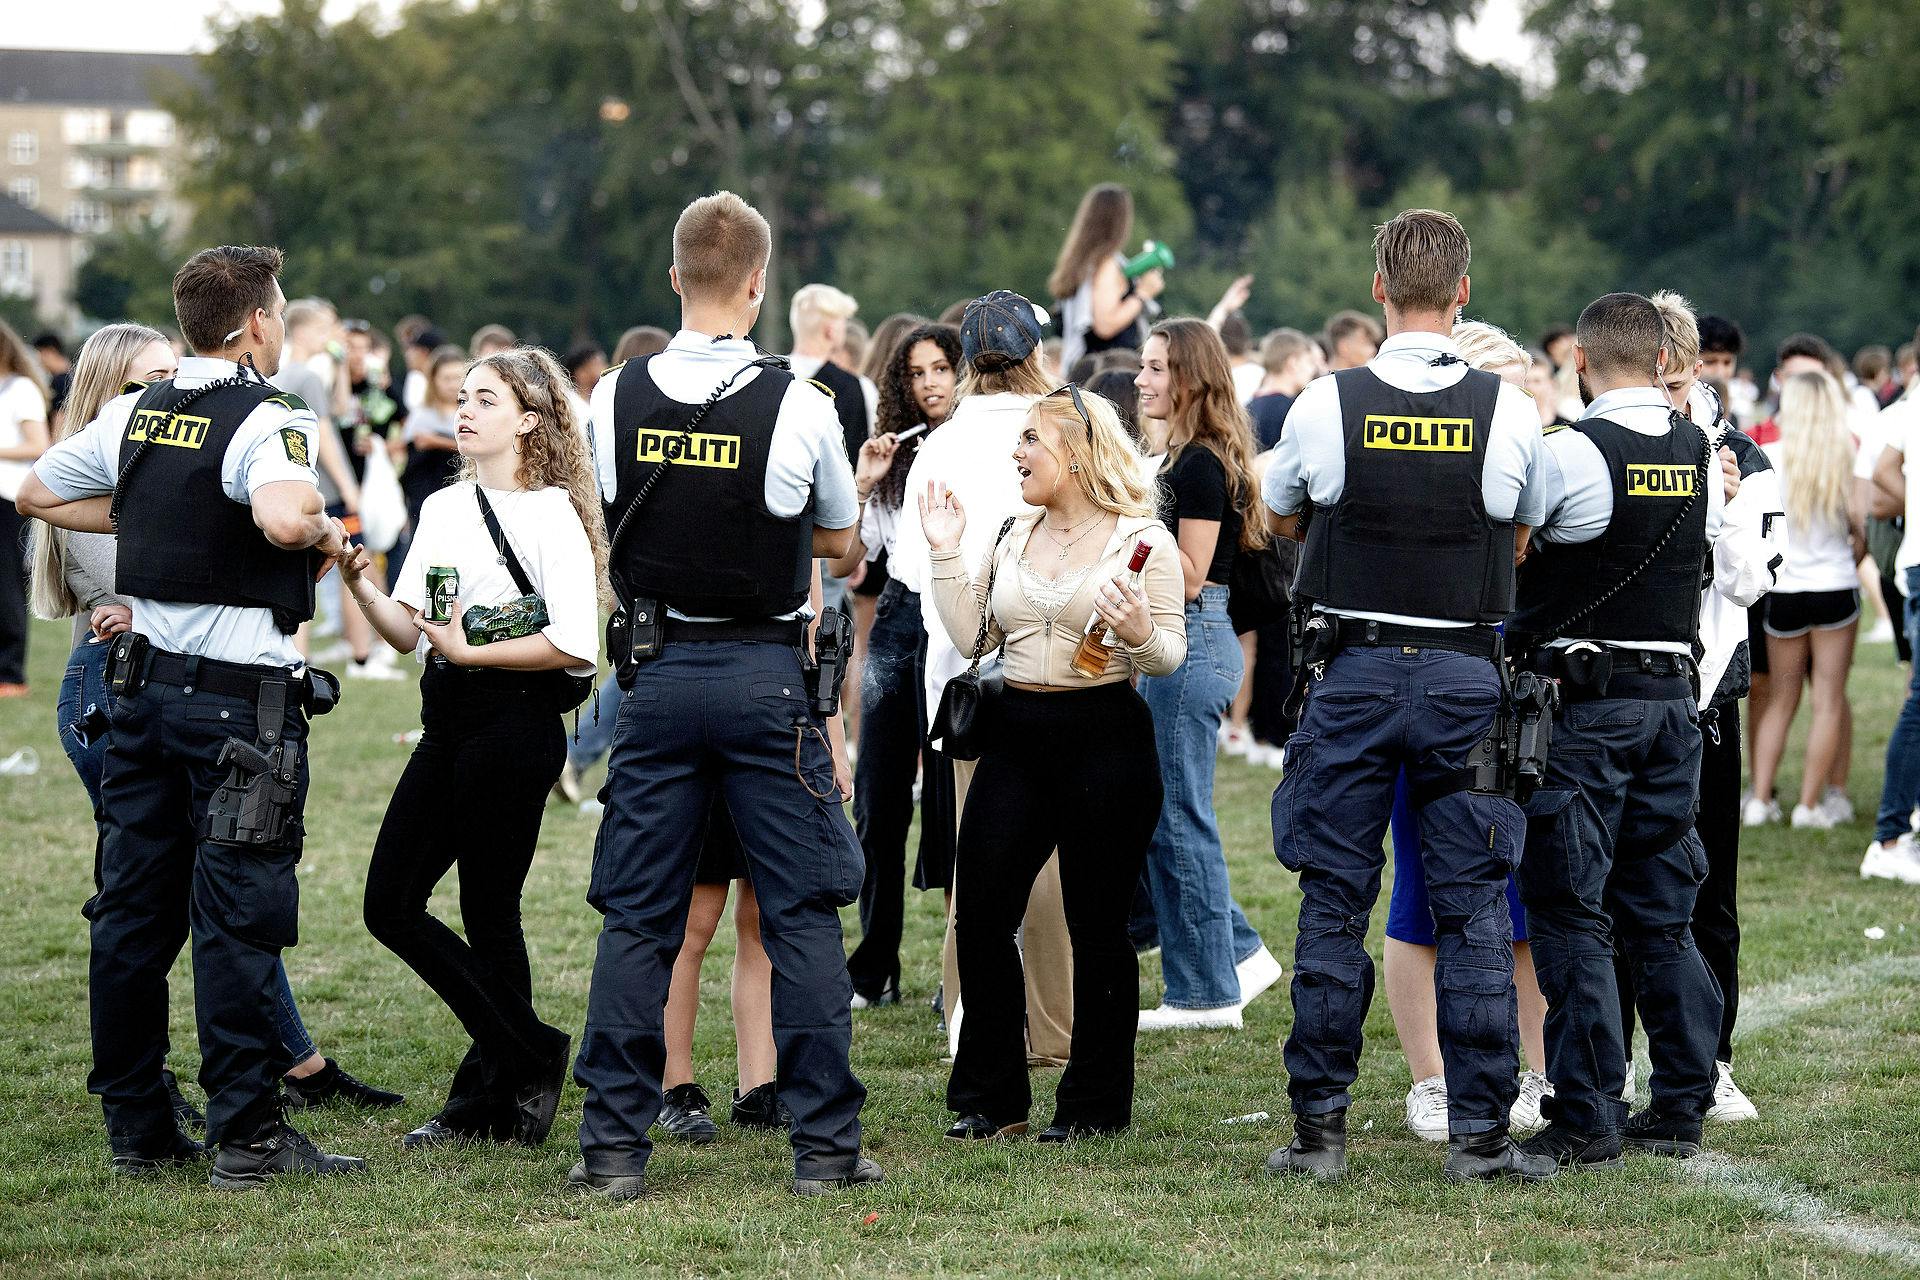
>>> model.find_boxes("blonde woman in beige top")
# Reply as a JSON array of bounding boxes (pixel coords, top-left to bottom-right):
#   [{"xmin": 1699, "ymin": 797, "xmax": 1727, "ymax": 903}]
[{"xmin": 919, "ymin": 384, "xmax": 1185, "ymax": 1144}]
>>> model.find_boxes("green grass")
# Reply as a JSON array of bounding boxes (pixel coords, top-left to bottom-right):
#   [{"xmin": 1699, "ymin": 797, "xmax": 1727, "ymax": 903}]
[{"xmin": 2, "ymin": 614, "xmax": 1919, "ymax": 1278}]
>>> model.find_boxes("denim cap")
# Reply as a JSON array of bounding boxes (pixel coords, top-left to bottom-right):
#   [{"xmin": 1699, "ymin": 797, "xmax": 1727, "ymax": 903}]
[{"xmin": 961, "ymin": 290, "xmax": 1052, "ymax": 371}]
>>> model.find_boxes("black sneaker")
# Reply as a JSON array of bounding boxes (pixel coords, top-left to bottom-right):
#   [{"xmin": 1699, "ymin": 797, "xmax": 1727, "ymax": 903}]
[
  {"xmin": 850, "ymin": 978, "xmax": 901, "ymax": 1009},
  {"xmin": 1623, "ymin": 1109, "xmax": 1704, "ymax": 1158},
  {"xmin": 944, "ymin": 1114, "xmax": 1028, "ymax": 1141},
  {"xmin": 732, "ymin": 1082, "xmax": 792, "ymax": 1131},
  {"xmin": 110, "ymin": 1126, "xmax": 206, "ymax": 1177},
  {"xmin": 1517, "ymin": 1121, "xmax": 1624, "ymax": 1171},
  {"xmin": 511, "ymin": 1036, "xmax": 571, "ymax": 1148},
  {"xmin": 282, "ymin": 1059, "xmax": 405, "ymax": 1111},
  {"xmin": 792, "ymin": 1156, "xmax": 883, "ymax": 1197},
  {"xmin": 401, "ymin": 1115, "xmax": 486, "ymax": 1151},
  {"xmin": 210, "ymin": 1114, "xmax": 367, "ymax": 1189},
  {"xmin": 160, "ymin": 1069, "xmax": 206, "ymax": 1135},
  {"xmin": 658, "ymin": 1084, "xmax": 719, "ymax": 1144},
  {"xmin": 1443, "ymin": 1130, "xmax": 1560, "ymax": 1183}
]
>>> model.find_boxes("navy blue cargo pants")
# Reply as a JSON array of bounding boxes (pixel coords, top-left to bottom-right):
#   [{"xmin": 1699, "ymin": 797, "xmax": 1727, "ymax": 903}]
[
  {"xmin": 1272, "ymin": 645, "xmax": 1524, "ymax": 1137},
  {"xmin": 575, "ymin": 639, "xmax": 868, "ymax": 1180}
]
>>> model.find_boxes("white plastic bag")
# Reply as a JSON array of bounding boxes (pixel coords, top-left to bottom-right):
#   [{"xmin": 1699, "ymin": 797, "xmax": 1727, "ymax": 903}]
[{"xmin": 358, "ymin": 442, "xmax": 406, "ymax": 553}]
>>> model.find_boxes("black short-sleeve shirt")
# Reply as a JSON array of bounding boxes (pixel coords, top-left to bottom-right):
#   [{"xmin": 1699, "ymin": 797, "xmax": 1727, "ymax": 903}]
[{"xmin": 1161, "ymin": 444, "xmax": 1240, "ymax": 584}]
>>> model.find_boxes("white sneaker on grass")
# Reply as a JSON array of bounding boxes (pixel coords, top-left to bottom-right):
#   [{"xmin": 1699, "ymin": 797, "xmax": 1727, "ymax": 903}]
[
  {"xmin": 1861, "ymin": 836, "xmax": 1920, "ymax": 885},
  {"xmin": 1235, "ymin": 946, "xmax": 1284, "ymax": 1010},
  {"xmin": 1790, "ymin": 802, "xmax": 1837, "ymax": 830},
  {"xmin": 1404, "ymin": 1075, "xmax": 1449, "ymax": 1142},
  {"xmin": 1819, "ymin": 786, "xmax": 1855, "ymax": 824},
  {"xmin": 1510, "ymin": 1071, "xmax": 1553, "ymax": 1132},
  {"xmin": 1707, "ymin": 1061, "xmax": 1757, "ymax": 1122},
  {"xmin": 1137, "ymin": 1004, "xmax": 1243, "ymax": 1032},
  {"xmin": 1218, "ymin": 725, "xmax": 1251, "ymax": 757},
  {"xmin": 345, "ymin": 659, "xmax": 405, "ymax": 681},
  {"xmin": 1741, "ymin": 797, "xmax": 1781, "ymax": 828}
]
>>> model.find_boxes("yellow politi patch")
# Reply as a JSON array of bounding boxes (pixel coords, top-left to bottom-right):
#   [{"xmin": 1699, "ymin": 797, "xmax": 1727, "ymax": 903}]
[
  {"xmin": 1626, "ymin": 464, "xmax": 1696, "ymax": 497},
  {"xmin": 1361, "ymin": 415, "xmax": 1473, "ymax": 452},
  {"xmin": 126, "ymin": 409, "xmax": 210, "ymax": 450},
  {"xmin": 637, "ymin": 429, "xmax": 741, "ymax": 469}
]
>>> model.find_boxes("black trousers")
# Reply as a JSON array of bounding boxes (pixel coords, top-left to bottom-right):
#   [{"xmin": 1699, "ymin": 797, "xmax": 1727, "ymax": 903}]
[
  {"xmin": 846, "ymin": 581, "xmax": 927, "ymax": 999},
  {"xmin": 363, "ymin": 661, "xmax": 570, "ymax": 1134},
  {"xmin": 1248, "ymin": 618, "xmax": 1295, "ymax": 745},
  {"xmin": 89, "ymin": 659, "xmax": 310, "ymax": 1146},
  {"xmin": 1619, "ymin": 700, "xmax": 1742, "ymax": 1064},
  {"xmin": 0, "ymin": 503, "xmax": 28, "ymax": 685},
  {"xmin": 946, "ymin": 683, "xmax": 1163, "ymax": 1131}
]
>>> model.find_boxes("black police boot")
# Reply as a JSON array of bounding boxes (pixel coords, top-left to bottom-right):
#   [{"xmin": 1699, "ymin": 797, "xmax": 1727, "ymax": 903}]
[
  {"xmin": 732, "ymin": 1082, "xmax": 793, "ymax": 1131},
  {"xmin": 282, "ymin": 1059, "xmax": 405, "ymax": 1111},
  {"xmin": 110, "ymin": 1126, "xmax": 206, "ymax": 1177},
  {"xmin": 1517, "ymin": 1121, "xmax": 1624, "ymax": 1171},
  {"xmin": 658, "ymin": 1083, "xmax": 720, "ymax": 1144},
  {"xmin": 209, "ymin": 1109, "xmax": 368, "ymax": 1189},
  {"xmin": 1623, "ymin": 1109, "xmax": 1704, "ymax": 1159},
  {"xmin": 792, "ymin": 1156, "xmax": 884, "ymax": 1197},
  {"xmin": 1265, "ymin": 1109, "xmax": 1348, "ymax": 1181},
  {"xmin": 568, "ymin": 1160, "xmax": 647, "ymax": 1202},
  {"xmin": 944, "ymin": 1114, "xmax": 1028, "ymax": 1141},
  {"xmin": 1443, "ymin": 1129, "xmax": 1560, "ymax": 1183},
  {"xmin": 160, "ymin": 1068, "xmax": 206, "ymax": 1135},
  {"xmin": 511, "ymin": 1036, "xmax": 571, "ymax": 1148}
]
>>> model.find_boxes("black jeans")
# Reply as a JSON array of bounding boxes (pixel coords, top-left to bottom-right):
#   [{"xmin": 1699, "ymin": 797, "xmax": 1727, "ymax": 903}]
[
  {"xmin": 946, "ymin": 683, "xmax": 1163, "ymax": 1131},
  {"xmin": 0, "ymin": 503, "xmax": 28, "ymax": 685},
  {"xmin": 363, "ymin": 661, "xmax": 569, "ymax": 1133},
  {"xmin": 846, "ymin": 580, "xmax": 927, "ymax": 999}
]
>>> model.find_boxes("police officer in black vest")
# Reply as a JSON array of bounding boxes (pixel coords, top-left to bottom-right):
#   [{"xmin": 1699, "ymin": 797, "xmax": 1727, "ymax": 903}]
[
  {"xmin": 571, "ymin": 192, "xmax": 878, "ymax": 1200},
  {"xmin": 1510, "ymin": 292, "xmax": 1725, "ymax": 1170},
  {"xmin": 18, "ymin": 245, "xmax": 364, "ymax": 1186},
  {"xmin": 1262, "ymin": 209, "xmax": 1556, "ymax": 1184}
]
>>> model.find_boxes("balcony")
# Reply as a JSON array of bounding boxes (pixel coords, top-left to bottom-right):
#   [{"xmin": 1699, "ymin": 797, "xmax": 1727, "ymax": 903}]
[
  {"xmin": 78, "ymin": 184, "xmax": 163, "ymax": 204},
  {"xmin": 72, "ymin": 138, "xmax": 166, "ymax": 158}
]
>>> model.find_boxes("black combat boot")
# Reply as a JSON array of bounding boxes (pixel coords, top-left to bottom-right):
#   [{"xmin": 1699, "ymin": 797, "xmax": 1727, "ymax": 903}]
[
  {"xmin": 1444, "ymin": 1128, "xmax": 1560, "ymax": 1183},
  {"xmin": 1265, "ymin": 1109, "xmax": 1348, "ymax": 1181}
]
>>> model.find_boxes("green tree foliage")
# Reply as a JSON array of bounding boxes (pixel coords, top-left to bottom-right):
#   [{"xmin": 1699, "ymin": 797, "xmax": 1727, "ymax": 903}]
[{"xmin": 71, "ymin": 220, "xmax": 179, "ymax": 330}]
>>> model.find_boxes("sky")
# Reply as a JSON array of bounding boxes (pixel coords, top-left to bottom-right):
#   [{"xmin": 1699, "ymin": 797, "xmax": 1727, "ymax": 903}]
[{"xmin": 11, "ymin": 0, "xmax": 1544, "ymax": 77}]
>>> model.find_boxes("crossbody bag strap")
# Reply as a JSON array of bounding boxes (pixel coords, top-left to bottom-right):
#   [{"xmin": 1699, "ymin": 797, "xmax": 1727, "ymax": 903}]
[
  {"xmin": 474, "ymin": 486, "xmax": 537, "ymax": 598},
  {"xmin": 966, "ymin": 517, "xmax": 1019, "ymax": 672}
]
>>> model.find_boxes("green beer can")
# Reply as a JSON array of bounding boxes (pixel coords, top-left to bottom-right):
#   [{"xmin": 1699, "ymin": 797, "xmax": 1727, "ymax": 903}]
[{"xmin": 426, "ymin": 566, "xmax": 458, "ymax": 624}]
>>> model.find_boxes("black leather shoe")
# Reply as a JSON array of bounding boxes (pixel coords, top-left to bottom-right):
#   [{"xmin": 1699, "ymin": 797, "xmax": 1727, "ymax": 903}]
[
  {"xmin": 210, "ymin": 1114, "xmax": 367, "ymax": 1189},
  {"xmin": 160, "ymin": 1069, "xmax": 206, "ymax": 1136},
  {"xmin": 792, "ymin": 1156, "xmax": 884, "ymax": 1196},
  {"xmin": 1035, "ymin": 1122, "xmax": 1123, "ymax": 1143},
  {"xmin": 568, "ymin": 1159, "xmax": 646, "ymax": 1201},
  {"xmin": 1266, "ymin": 1109, "xmax": 1348, "ymax": 1180},
  {"xmin": 282, "ymin": 1059, "xmax": 405, "ymax": 1111},
  {"xmin": 512, "ymin": 1036, "xmax": 570, "ymax": 1147},
  {"xmin": 1517, "ymin": 1121, "xmax": 1624, "ymax": 1170},
  {"xmin": 1444, "ymin": 1130, "xmax": 1560, "ymax": 1183},
  {"xmin": 401, "ymin": 1116, "xmax": 485, "ymax": 1151},
  {"xmin": 1623, "ymin": 1109, "xmax": 1704, "ymax": 1158},
  {"xmin": 732, "ymin": 1082, "xmax": 792, "ymax": 1131},
  {"xmin": 944, "ymin": 1114, "xmax": 1028, "ymax": 1141},
  {"xmin": 659, "ymin": 1083, "xmax": 719, "ymax": 1144},
  {"xmin": 110, "ymin": 1126, "xmax": 206, "ymax": 1177}
]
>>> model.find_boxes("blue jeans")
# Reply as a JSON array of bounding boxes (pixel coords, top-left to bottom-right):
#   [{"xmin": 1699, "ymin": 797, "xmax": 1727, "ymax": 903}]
[
  {"xmin": 1875, "ymin": 567, "xmax": 1920, "ymax": 843},
  {"xmin": 58, "ymin": 639, "xmax": 318, "ymax": 1067},
  {"xmin": 569, "ymin": 674, "xmax": 626, "ymax": 771},
  {"xmin": 1138, "ymin": 586, "xmax": 1263, "ymax": 1009}
]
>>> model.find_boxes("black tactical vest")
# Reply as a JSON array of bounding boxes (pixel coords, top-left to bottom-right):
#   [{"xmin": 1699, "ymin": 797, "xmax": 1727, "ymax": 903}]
[
  {"xmin": 1511, "ymin": 413, "xmax": 1710, "ymax": 646},
  {"xmin": 113, "ymin": 378, "xmax": 318, "ymax": 634},
  {"xmin": 606, "ymin": 356, "xmax": 813, "ymax": 619},
  {"xmin": 1294, "ymin": 366, "xmax": 1514, "ymax": 623}
]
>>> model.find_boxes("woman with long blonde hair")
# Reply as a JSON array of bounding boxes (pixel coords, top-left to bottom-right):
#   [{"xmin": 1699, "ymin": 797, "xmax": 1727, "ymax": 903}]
[
  {"xmin": 1129, "ymin": 317, "xmax": 1282, "ymax": 1032},
  {"xmin": 341, "ymin": 346, "xmax": 606, "ymax": 1150},
  {"xmin": 1748, "ymin": 370, "xmax": 1864, "ymax": 829},
  {"xmin": 922, "ymin": 383, "xmax": 1184, "ymax": 1141}
]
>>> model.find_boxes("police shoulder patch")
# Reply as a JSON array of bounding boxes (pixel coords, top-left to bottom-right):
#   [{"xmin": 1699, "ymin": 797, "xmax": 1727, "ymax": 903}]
[
  {"xmin": 805, "ymin": 378, "xmax": 837, "ymax": 401},
  {"xmin": 279, "ymin": 426, "xmax": 311, "ymax": 467},
  {"xmin": 602, "ymin": 359, "xmax": 627, "ymax": 378},
  {"xmin": 265, "ymin": 392, "xmax": 308, "ymax": 415},
  {"xmin": 119, "ymin": 379, "xmax": 150, "ymax": 397},
  {"xmin": 1542, "ymin": 422, "xmax": 1570, "ymax": 436}
]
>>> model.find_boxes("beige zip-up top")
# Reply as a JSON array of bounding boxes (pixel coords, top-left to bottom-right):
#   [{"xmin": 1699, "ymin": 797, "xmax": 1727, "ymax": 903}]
[{"xmin": 929, "ymin": 511, "xmax": 1187, "ymax": 687}]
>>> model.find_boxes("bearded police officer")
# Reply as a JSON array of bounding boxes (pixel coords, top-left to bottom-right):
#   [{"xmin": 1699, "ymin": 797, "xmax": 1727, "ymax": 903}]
[
  {"xmin": 571, "ymin": 191, "xmax": 878, "ymax": 1200},
  {"xmin": 1263, "ymin": 209, "xmax": 1555, "ymax": 1184},
  {"xmin": 17, "ymin": 246, "xmax": 362, "ymax": 1187},
  {"xmin": 1509, "ymin": 292, "xmax": 1726, "ymax": 1171}
]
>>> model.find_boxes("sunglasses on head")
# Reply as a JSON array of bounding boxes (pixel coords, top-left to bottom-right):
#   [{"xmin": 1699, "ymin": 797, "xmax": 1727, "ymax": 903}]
[{"xmin": 1046, "ymin": 383, "xmax": 1093, "ymax": 438}]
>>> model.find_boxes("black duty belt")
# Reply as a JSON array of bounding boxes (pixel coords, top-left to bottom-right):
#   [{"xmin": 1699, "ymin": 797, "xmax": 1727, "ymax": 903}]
[
  {"xmin": 663, "ymin": 617, "xmax": 807, "ymax": 647},
  {"xmin": 1330, "ymin": 616, "xmax": 1500, "ymax": 660},
  {"xmin": 1528, "ymin": 646, "xmax": 1694, "ymax": 703},
  {"xmin": 139, "ymin": 646, "xmax": 307, "ymax": 701}
]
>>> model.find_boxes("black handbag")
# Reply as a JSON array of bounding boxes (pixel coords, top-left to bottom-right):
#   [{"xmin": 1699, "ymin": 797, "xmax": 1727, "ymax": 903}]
[
  {"xmin": 929, "ymin": 517, "xmax": 1017, "ymax": 761},
  {"xmin": 1227, "ymin": 537, "xmax": 1297, "ymax": 635},
  {"xmin": 474, "ymin": 487, "xmax": 595, "ymax": 714}
]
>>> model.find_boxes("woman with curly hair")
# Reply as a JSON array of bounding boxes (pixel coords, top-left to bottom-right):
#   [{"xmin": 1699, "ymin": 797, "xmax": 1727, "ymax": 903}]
[
  {"xmin": 340, "ymin": 346, "xmax": 608, "ymax": 1150},
  {"xmin": 829, "ymin": 321, "xmax": 963, "ymax": 1005}
]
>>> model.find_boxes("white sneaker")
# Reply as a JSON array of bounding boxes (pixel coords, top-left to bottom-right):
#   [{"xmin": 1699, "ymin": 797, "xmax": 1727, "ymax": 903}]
[
  {"xmin": 1791, "ymin": 803, "xmax": 1837, "ymax": 830},
  {"xmin": 1621, "ymin": 1062, "xmax": 1636, "ymax": 1105},
  {"xmin": 1819, "ymin": 786, "xmax": 1855, "ymax": 824},
  {"xmin": 1510, "ymin": 1070, "xmax": 1553, "ymax": 1132},
  {"xmin": 1865, "ymin": 618, "xmax": 1896, "ymax": 644},
  {"xmin": 1707, "ymin": 1061, "xmax": 1757, "ymax": 1122},
  {"xmin": 310, "ymin": 641, "xmax": 352, "ymax": 666},
  {"xmin": 1861, "ymin": 836, "xmax": 1920, "ymax": 885},
  {"xmin": 1218, "ymin": 725, "xmax": 1252, "ymax": 757},
  {"xmin": 1234, "ymin": 946, "xmax": 1284, "ymax": 1010},
  {"xmin": 345, "ymin": 659, "xmax": 405, "ymax": 681},
  {"xmin": 1258, "ymin": 743, "xmax": 1287, "ymax": 771},
  {"xmin": 1741, "ymin": 796, "xmax": 1781, "ymax": 827},
  {"xmin": 1136, "ymin": 1004, "xmax": 1244, "ymax": 1032},
  {"xmin": 1404, "ymin": 1075, "xmax": 1449, "ymax": 1142}
]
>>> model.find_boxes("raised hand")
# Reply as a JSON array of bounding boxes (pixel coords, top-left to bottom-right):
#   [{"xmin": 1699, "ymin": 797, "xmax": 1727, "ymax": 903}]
[{"xmin": 917, "ymin": 480, "xmax": 968, "ymax": 553}]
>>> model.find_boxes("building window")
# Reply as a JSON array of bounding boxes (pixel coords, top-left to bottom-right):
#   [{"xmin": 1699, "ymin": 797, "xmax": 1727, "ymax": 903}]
[
  {"xmin": 63, "ymin": 110, "xmax": 110, "ymax": 145},
  {"xmin": 67, "ymin": 201, "xmax": 108, "ymax": 233},
  {"xmin": 127, "ymin": 157, "xmax": 165, "ymax": 191},
  {"xmin": 7, "ymin": 177, "xmax": 37, "ymax": 208},
  {"xmin": 0, "ymin": 240, "xmax": 30, "ymax": 295},
  {"xmin": 7, "ymin": 132, "xmax": 36, "ymax": 165},
  {"xmin": 126, "ymin": 110, "xmax": 175, "ymax": 147},
  {"xmin": 66, "ymin": 156, "xmax": 110, "ymax": 190}
]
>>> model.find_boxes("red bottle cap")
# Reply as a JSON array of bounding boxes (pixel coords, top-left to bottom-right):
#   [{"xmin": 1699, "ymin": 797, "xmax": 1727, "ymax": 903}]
[{"xmin": 1127, "ymin": 539, "xmax": 1152, "ymax": 572}]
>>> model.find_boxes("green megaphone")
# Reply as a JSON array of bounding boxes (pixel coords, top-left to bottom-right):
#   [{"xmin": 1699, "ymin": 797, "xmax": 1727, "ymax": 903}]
[{"xmin": 1122, "ymin": 240, "xmax": 1175, "ymax": 280}]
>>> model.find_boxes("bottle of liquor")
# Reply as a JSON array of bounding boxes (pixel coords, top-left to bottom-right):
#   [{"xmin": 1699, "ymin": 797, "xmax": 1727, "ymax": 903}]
[{"xmin": 1070, "ymin": 538, "xmax": 1153, "ymax": 678}]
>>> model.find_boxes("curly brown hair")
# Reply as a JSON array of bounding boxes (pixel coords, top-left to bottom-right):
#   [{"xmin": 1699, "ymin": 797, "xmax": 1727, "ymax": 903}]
[{"xmin": 873, "ymin": 322, "xmax": 962, "ymax": 510}]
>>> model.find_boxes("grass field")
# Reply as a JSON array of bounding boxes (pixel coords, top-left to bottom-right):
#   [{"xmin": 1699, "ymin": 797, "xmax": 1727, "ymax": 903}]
[{"xmin": 3, "ymin": 613, "xmax": 1919, "ymax": 1278}]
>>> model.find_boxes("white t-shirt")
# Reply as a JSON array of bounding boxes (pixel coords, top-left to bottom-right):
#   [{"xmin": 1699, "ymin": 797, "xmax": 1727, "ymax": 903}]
[
  {"xmin": 0, "ymin": 374, "xmax": 49, "ymax": 501},
  {"xmin": 860, "ymin": 497, "xmax": 902, "ymax": 563},
  {"xmin": 1762, "ymin": 440, "xmax": 1859, "ymax": 593},
  {"xmin": 393, "ymin": 481, "xmax": 599, "ymax": 676},
  {"xmin": 1881, "ymin": 397, "xmax": 1920, "ymax": 588},
  {"xmin": 1232, "ymin": 360, "xmax": 1263, "ymax": 406}
]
